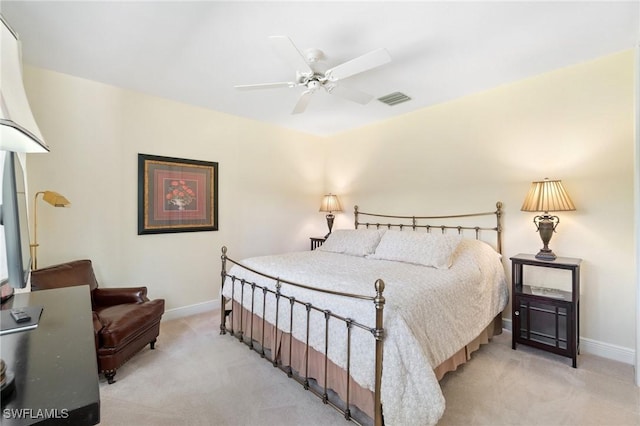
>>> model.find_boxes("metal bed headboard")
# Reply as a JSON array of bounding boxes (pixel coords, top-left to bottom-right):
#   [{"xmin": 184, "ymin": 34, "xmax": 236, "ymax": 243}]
[{"xmin": 354, "ymin": 201, "xmax": 503, "ymax": 254}]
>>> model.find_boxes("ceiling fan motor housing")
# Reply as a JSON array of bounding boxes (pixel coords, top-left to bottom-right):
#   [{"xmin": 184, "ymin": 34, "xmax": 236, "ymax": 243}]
[{"xmin": 304, "ymin": 48, "xmax": 325, "ymax": 64}]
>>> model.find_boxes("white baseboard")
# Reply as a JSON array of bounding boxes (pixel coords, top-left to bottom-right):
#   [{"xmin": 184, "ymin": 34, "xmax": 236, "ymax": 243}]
[
  {"xmin": 162, "ymin": 299, "xmax": 218, "ymax": 322},
  {"xmin": 502, "ymin": 318, "xmax": 635, "ymax": 365},
  {"xmin": 580, "ymin": 337, "xmax": 636, "ymax": 365}
]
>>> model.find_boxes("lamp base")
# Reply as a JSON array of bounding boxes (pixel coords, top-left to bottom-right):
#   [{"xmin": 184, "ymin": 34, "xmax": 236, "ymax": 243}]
[
  {"xmin": 533, "ymin": 214, "xmax": 560, "ymax": 261},
  {"xmin": 535, "ymin": 248, "xmax": 557, "ymax": 260},
  {"xmin": 325, "ymin": 213, "xmax": 335, "ymax": 239}
]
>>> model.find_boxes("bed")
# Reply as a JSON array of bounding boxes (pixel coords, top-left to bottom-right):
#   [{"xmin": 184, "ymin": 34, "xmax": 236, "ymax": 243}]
[{"xmin": 219, "ymin": 202, "xmax": 508, "ymax": 425}]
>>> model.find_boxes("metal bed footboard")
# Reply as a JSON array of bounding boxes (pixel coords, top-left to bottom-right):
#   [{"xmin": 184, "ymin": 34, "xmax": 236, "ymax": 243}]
[{"xmin": 220, "ymin": 246, "xmax": 385, "ymax": 426}]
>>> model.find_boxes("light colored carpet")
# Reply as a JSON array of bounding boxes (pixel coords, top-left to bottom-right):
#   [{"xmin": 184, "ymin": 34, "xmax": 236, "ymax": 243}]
[{"xmin": 99, "ymin": 311, "xmax": 640, "ymax": 425}]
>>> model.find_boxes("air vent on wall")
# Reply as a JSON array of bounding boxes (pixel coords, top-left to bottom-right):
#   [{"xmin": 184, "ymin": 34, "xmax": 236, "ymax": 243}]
[{"xmin": 377, "ymin": 92, "xmax": 411, "ymax": 106}]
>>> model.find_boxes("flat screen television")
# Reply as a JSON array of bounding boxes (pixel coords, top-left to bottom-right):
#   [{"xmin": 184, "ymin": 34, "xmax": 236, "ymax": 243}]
[{"xmin": 0, "ymin": 151, "xmax": 32, "ymax": 302}]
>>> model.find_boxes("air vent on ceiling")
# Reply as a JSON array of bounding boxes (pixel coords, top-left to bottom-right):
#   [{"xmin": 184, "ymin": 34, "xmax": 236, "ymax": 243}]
[{"xmin": 377, "ymin": 92, "xmax": 411, "ymax": 106}]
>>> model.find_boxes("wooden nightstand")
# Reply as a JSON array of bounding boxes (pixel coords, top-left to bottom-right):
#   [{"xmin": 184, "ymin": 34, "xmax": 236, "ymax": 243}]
[
  {"xmin": 309, "ymin": 237, "xmax": 326, "ymax": 250},
  {"xmin": 510, "ymin": 253, "xmax": 582, "ymax": 367}
]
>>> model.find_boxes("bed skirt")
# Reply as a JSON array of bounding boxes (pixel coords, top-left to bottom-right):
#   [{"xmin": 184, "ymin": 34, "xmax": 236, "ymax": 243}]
[{"xmin": 229, "ymin": 302, "xmax": 502, "ymax": 420}]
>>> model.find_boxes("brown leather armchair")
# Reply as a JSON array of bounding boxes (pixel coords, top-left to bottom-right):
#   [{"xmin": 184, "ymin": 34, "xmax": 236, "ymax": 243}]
[{"xmin": 30, "ymin": 259, "xmax": 165, "ymax": 384}]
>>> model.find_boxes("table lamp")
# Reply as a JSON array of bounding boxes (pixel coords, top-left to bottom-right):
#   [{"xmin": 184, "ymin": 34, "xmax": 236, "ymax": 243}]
[
  {"xmin": 319, "ymin": 194, "xmax": 342, "ymax": 238},
  {"xmin": 31, "ymin": 190, "xmax": 71, "ymax": 270},
  {"xmin": 521, "ymin": 178, "xmax": 575, "ymax": 260}
]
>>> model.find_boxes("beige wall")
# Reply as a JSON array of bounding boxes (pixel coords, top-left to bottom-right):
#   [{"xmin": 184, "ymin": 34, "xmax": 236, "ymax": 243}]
[
  {"xmin": 326, "ymin": 50, "xmax": 636, "ymax": 353},
  {"xmin": 23, "ymin": 67, "xmax": 325, "ymax": 311},
  {"xmin": 22, "ymin": 49, "xmax": 635, "ymax": 355}
]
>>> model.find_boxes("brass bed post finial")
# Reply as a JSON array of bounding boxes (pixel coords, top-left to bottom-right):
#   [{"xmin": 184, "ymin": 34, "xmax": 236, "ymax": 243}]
[{"xmin": 373, "ymin": 279, "xmax": 385, "ymax": 426}]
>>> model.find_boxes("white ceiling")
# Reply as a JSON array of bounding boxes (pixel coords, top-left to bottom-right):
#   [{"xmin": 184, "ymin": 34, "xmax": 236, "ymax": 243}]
[{"xmin": 1, "ymin": 1, "xmax": 639, "ymax": 137}]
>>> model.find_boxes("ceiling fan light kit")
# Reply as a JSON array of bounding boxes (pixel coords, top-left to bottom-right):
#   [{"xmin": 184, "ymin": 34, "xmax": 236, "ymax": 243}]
[{"xmin": 235, "ymin": 36, "xmax": 392, "ymax": 114}]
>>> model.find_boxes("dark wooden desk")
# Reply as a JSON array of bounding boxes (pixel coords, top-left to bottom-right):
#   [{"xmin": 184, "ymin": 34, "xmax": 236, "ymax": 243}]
[{"xmin": 1, "ymin": 286, "xmax": 100, "ymax": 425}]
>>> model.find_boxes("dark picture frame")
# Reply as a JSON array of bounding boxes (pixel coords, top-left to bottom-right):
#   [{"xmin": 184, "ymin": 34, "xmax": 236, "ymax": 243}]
[{"xmin": 138, "ymin": 154, "xmax": 218, "ymax": 234}]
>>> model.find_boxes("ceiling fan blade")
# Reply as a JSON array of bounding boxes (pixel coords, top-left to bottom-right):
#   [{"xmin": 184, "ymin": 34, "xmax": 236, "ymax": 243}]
[
  {"xmin": 325, "ymin": 48, "xmax": 391, "ymax": 81},
  {"xmin": 269, "ymin": 35, "xmax": 314, "ymax": 75},
  {"xmin": 292, "ymin": 90, "xmax": 314, "ymax": 114},
  {"xmin": 234, "ymin": 82, "xmax": 296, "ymax": 91},
  {"xmin": 326, "ymin": 84, "xmax": 373, "ymax": 105}
]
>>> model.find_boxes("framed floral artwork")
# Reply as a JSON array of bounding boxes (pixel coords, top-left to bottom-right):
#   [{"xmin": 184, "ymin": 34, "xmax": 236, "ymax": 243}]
[{"xmin": 138, "ymin": 154, "xmax": 218, "ymax": 234}]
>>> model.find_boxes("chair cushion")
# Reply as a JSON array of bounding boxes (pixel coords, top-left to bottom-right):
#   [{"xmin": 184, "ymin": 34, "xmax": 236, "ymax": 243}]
[
  {"xmin": 93, "ymin": 287, "xmax": 149, "ymax": 306},
  {"xmin": 95, "ymin": 299, "xmax": 165, "ymax": 348}
]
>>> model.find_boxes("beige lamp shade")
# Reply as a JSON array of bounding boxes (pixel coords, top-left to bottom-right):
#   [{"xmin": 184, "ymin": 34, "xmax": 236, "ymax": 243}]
[
  {"xmin": 319, "ymin": 194, "xmax": 343, "ymax": 213},
  {"xmin": 521, "ymin": 179, "xmax": 576, "ymax": 213},
  {"xmin": 1, "ymin": 15, "xmax": 49, "ymax": 153}
]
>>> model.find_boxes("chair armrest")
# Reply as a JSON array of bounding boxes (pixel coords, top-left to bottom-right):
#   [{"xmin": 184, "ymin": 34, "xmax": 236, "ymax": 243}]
[{"xmin": 92, "ymin": 287, "xmax": 149, "ymax": 306}]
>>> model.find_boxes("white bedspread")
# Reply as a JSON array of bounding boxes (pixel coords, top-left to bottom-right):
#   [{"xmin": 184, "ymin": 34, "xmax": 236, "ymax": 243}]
[{"xmin": 221, "ymin": 239, "xmax": 508, "ymax": 425}]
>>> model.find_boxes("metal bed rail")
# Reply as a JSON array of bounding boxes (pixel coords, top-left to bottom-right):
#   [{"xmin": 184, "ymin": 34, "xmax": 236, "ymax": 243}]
[{"xmin": 220, "ymin": 247, "xmax": 385, "ymax": 426}]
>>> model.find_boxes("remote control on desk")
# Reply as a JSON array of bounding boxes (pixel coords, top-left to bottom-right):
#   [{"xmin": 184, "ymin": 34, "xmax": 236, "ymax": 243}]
[{"xmin": 10, "ymin": 308, "xmax": 31, "ymax": 323}]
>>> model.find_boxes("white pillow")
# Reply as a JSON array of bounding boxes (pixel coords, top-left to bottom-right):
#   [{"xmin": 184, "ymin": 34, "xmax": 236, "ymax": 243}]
[
  {"xmin": 317, "ymin": 229, "xmax": 385, "ymax": 257},
  {"xmin": 368, "ymin": 230, "xmax": 463, "ymax": 269}
]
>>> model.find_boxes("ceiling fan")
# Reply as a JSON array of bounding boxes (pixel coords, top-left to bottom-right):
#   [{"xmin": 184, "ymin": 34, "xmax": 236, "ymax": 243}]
[{"xmin": 235, "ymin": 36, "xmax": 392, "ymax": 114}]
